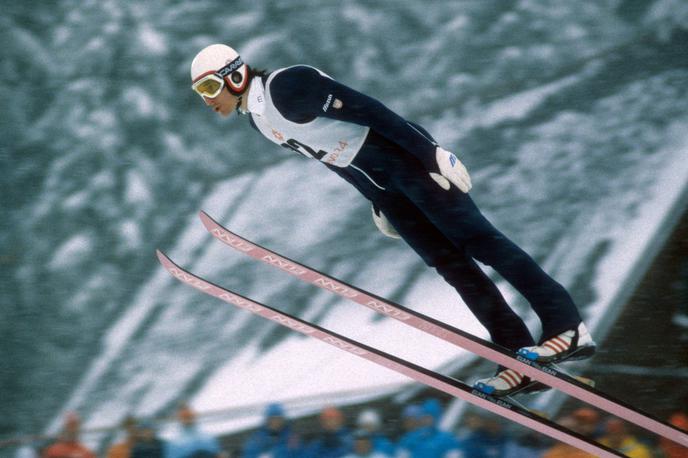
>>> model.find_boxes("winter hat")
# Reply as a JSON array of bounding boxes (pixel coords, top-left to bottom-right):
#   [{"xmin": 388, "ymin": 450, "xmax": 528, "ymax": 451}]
[
  {"xmin": 402, "ymin": 404, "xmax": 422, "ymax": 419},
  {"xmin": 669, "ymin": 412, "xmax": 688, "ymax": 430},
  {"xmin": 265, "ymin": 403, "xmax": 285, "ymax": 418},
  {"xmin": 357, "ymin": 409, "xmax": 381, "ymax": 429}
]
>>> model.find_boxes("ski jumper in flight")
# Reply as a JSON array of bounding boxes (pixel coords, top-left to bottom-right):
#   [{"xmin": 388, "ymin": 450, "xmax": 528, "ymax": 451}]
[{"xmin": 189, "ymin": 44, "xmax": 596, "ymax": 396}]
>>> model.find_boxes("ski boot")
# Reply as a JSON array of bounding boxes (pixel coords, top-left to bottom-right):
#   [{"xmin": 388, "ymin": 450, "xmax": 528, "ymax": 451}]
[
  {"xmin": 517, "ymin": 322, "xmax": 596, "ymax": 364},
  {"xmin": 473, "ymin": 368, "xmax": 551, "ymax": 397}
]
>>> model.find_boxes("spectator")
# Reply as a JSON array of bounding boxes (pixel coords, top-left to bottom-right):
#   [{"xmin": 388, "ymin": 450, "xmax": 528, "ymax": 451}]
[
  {"xmin": 660, "ymin": 411, "xmax": 688, "ymax": 458},
  {"xmin": 131, "ymin": 420, "xmax": 167, "ymax": 458},
  {"xmin": 41, "ymin": 412, "xmax": 96, "ymax": 458},
  {"xmin": 167, "ymin": 403, "xmax": 222, "ymax": 458},
  {"xmin": 241, "ymin": 403, "xmax": 301, "ymax": 458},
  {"xmin": 541, "ymin": 415, "xmax": 596, "ymax": 458},
  {"xmin": 396, "ymin": 398, "xmax": 463, "ymax": 458},
  {"xmin": 598, "ymin": 418, "xmax": 652, "ymax": 458},
  {"xmin": 460, "ymin": 415, "xmax": 507, "ymax": 458},
  {"xmin": 303, "ymin": 406, "xmax": 353, "ymax": 458},
  {"xmin": 503, "ymin": 413, "xmax": 552, "ymax": 458},
  {"xmin": 106, "ymin": 415, "xmax": 138, "ymax": 458},
  {"xmin": 355, "ymin": 409, "xmax": 394, "ymax": 456},
  {"xmin": 569, "ymin": 408, "xmax": 602, "ymax": 439},
  {"xmin": 400, "ymin": 404, "xmax": 423, "ymax": 436},
  {"xmin": 342, "ymin": 430, "xmax": 390, "ymax": 458}
]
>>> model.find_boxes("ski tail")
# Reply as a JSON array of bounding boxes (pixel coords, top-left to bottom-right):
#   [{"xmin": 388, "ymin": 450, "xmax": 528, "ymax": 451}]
[
  {"xmin": 155, "ymin": 249, "xmax": 625, "ymax": 458},
  {"xmin": 197, "ymin": 210, "xmax": 688, "ymax": 449}
]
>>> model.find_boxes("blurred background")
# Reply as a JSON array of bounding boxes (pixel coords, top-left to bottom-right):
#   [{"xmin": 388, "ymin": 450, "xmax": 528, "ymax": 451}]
[{"xmin": 2, "ymin": 0, "xmax": 687, "ymax": 456}]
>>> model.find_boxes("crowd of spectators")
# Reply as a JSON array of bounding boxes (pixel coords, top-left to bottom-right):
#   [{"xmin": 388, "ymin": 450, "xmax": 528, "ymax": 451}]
[{"xmin": 12, "ymin": 399, "xmax": 688, "ymax": 458}]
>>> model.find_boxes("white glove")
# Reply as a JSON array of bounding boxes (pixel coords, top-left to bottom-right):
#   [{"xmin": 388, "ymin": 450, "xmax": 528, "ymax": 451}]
[
  {"xmin": 372, "ymin": 205, "xmax": 401, "ymax": 239},
  {"xmin": 429, "ymin": 147, "xmax": 472, "ymax": 193}
]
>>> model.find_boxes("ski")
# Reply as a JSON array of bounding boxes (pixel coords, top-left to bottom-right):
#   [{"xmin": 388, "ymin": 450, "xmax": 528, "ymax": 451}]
[
  {"xmin": 156, "ymin": 250, "xmax": 624, "ymax": 458},
  {"xmin": 198, "ymin": 210, "xmax": 688, "ymax": 448}
]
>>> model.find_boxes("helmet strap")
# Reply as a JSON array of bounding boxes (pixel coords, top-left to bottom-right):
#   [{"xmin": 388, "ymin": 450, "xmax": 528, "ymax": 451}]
[{"xmin": 215, "ymin": 56, "xmax": 248, "ymax": 95}]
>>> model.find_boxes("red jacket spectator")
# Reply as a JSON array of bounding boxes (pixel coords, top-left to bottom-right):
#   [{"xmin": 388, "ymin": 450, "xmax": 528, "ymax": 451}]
[{"xmin": 42, "ymin": 412, "xmax": 96, "ymax": 458}]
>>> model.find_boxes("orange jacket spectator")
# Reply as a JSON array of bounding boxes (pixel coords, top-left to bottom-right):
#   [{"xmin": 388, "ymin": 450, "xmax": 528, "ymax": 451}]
[
  {"xmin": 106, "ymin": 415, "xmax": 138, "ymax": 458},
  {"xmin": 42, "ymin": 412, "xmax": 96, "ymax": 458},
  {"xmin": 42, "ymin": 442, "xmax": 96, "ymax": 458},
  {"xmin": 542, "ymin": 442, "xmax": 598, "ymax": 458},
  {"xmin": 541, "ymin": 413, "xmax": 597, "ymax": 458}
]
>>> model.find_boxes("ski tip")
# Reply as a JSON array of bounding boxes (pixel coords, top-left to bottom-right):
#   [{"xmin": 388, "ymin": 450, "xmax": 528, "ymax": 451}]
[
  {"xmin": 155, "ymin": 249, "xmax": 170, "ymax": 265},
  {"xmin": 198, "ymin": 210, "xmax": 215, "ymax": 229},
  {"xmin": 156, "ymin": 250, "xmax": 182, "ymax": 274}
]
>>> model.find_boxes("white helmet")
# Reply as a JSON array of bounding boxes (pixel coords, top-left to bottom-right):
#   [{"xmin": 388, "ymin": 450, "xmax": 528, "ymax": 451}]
[{"xmin": 190, "ymin": 44, "xmax": 249, "ymax": 95}]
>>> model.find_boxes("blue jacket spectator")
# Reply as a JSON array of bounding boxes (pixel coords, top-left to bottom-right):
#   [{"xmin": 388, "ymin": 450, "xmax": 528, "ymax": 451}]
[
  {"xmin": 167, "ymin": 403, "xmax": 221, "ymax": 458},
  {"xmin": 400, "ymin": 404, "xmax": 423, "ymax": 436},
  {"xmin": 131, "ymin": 419, "xmax": 168, "ymax": 458},
  {"xmin": 396, "ymin": 399, "xmax": 463, "ymax": 458},
  {"xmin": 342, "ymin": 429, "xmax": 390, "ymax": 458},
  {"xmin": 355, "ymin": 409, "xmax": 395, "ymax": 456},
  {"xmin": 460, "ymin": 416, "xmax": 507, "ymax": 458},
  {"xmin": 241, "ymin": 403, "xmax": 301, "ymax": 458},
  {"xmin": 303, "ymin": 406, "xmax": 353, "ymax": 458}
]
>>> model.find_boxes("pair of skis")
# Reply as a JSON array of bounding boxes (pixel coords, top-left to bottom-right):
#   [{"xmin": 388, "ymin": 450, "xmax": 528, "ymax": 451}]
[{"xmin": 157, "ymin": 211, "xmax": 688, "ymax": 457}]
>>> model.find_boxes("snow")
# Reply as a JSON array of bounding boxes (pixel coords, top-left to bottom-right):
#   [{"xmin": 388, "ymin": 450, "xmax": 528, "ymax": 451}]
[
  {"xmin": 49, "ymin": 233, "xmax": 94, "ymax": 270},
  {"xmin": 123, "ymin": 87, "xmax": 156, "ymax": 118},
  {"xmin": 138, "ymin": 24, "xmax": 168, "ymax": 55},
  {"xmin": 125, "ymin": 169, "xmax": 152, "ymax": 204},
  {"xmin": 119, "ymin": 220, "xmax": 143, "ymax": 248}
]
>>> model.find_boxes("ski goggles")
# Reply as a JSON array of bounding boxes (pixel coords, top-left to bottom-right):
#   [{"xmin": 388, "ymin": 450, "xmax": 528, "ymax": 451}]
[
  {"xmin": 191, "ymin": 56, "xmax": 244, "ymax": 98},
  {"xmin": 191, "ymin": 74, "xmax": 225, "ymax": 99}
]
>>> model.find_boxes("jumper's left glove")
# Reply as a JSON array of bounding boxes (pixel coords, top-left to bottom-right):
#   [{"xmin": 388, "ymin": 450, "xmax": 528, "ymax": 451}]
[
  {"xmin": 429, "ymin": 147, "xmax": 472, "ymax": 193},
  {"xmin": 372, "ymin": 205, "xmax": 401, "ymax": 239}
]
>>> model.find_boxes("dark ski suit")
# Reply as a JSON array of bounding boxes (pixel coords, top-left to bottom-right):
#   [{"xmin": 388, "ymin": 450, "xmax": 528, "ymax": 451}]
[{"xmin": 248, "ymin": 66, "xmax": 582, "ymax": 350}]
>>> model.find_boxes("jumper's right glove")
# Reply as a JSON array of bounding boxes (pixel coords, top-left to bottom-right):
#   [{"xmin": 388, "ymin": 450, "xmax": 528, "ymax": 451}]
[
  {"xmin": 429, "ymin": 147, "xmax": 472, "ymax": 193},
  {"xmin": 372, "ymin": 205, "xmax": 401, "ymax": 239}
]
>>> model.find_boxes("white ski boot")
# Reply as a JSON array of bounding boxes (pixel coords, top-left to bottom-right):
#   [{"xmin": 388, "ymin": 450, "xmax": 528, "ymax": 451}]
[
  {"xmin": 517, "ymin": 322, "xmax": 596, "ymax": 364},
  {"xmin": 473, "ymin": 368, "xmax": 550, "ymax": 397}
]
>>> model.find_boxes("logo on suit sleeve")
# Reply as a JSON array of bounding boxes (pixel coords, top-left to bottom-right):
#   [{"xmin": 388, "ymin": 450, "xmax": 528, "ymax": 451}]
[
  {"xmin": 322, "ymin": 94, "xmax": 343, "ymax": 112},
  {"xmin": 322, "ymin": 94, "xmax": 333, "ymax": 112}
]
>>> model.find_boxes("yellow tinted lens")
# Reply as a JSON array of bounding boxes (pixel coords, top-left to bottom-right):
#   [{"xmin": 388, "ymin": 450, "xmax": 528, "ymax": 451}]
[{"xmin": 194, "ymin": 77, "xmax": 223, "ymax": 97}]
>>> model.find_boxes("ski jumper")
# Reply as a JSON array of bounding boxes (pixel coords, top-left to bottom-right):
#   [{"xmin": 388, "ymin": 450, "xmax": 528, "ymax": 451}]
[{"xmin": 245, "ymin": 65, "xmax": 583, "ymax": 350}]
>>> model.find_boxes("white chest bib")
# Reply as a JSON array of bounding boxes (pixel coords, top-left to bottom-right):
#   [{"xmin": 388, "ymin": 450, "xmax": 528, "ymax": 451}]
[{"xmin": 247, "ymin": 67, "xmax": 369, "ymax": 167}]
